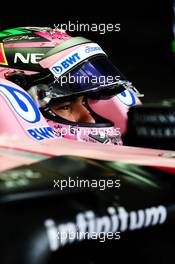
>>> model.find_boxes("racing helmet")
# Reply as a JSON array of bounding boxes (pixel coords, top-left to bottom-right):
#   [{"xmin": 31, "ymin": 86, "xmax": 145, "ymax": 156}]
[{"xmin": 0, "ymin": 27, "xmax": 143, "ymax": 145}]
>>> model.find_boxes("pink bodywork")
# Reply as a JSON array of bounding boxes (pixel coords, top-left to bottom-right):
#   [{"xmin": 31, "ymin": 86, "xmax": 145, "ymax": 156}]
[
  {"xmin": 0, "ymin": 79, "xmax": 52, "ymax": 140},
  {"xmin": 0, "ymin": 78, "xmax": 174, "ymax": 173}
]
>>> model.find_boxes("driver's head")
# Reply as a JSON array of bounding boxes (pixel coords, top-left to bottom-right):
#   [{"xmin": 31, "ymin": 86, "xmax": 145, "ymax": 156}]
[{"xmin": 0, "ymin": 26, "xmax": 142, "ymax": 145}]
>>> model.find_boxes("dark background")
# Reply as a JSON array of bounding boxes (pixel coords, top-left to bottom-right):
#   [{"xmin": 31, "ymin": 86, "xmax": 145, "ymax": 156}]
[
  {"xmin": 0, "ymin": 3, "xmax": 175, "ymax": 260},
  {"xmin": 0, "ymin": 0, "xmax": 174, "ymax": 103}
]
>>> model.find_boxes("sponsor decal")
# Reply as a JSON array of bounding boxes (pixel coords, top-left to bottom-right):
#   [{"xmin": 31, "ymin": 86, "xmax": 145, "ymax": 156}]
[
  {"xmin": 0, "ymin": 84, "xmax": 59, "ymax": 141},
  {"xmin": 0, "ymin": 43, "xmax": 8, "ymax": 65},
  {"xmin": 14, "ymin": 53, "xmax": 44, "ymax": 64},
  {"xmin": 27, "ymin": 126, "xmax": 59, "ymax": 141},
  {"xmin": 0, "ymin": 84, "xmax": 41, "ymax": 123},
  {"xmin": 3, "ymin": 35, "xmax": 40, "ymax": 42},
  {"xmin": 52, "ymin": 53, "xmax": 80, "ymax": 74},
  {"xmin": 50, "ymin": 43, "xmax": 106, "ymax": 77},
  {"xmin": 44, "ymin": 205, "xmax": 167, "ymax": 251},
  {"xmin": 116, "ymin": 90, "xmax": 136, "ymax": 107},
  {"xmin": 85, "ymin": 45, "xmax": 102, "ymax": 53},
  {"xmin": 116, "ymin": 81, "xmax": 143, "ymax": 106},
  {"xmin": 0, "ymin": 28, "xmax": 31, "ymax": 38}
]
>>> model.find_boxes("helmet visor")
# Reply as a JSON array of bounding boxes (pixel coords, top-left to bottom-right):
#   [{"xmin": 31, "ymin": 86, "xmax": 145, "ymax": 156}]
[
  {"xmin": 51, "ymin": 55, "xmax": 125, "ymax": 93},
  {"xmin": 30, "ymin": 56, "xmax": 127, "ymax": 107}
]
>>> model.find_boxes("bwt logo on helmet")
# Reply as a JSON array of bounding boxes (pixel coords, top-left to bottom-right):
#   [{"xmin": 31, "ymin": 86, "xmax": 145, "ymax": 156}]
[
  {"xmin": 0, "ymin": 84, "xmax": 41, "ymax": 123},
  {"xmin": 14, "ymin": 53, "xmax": 44, "ymax": 64},
  {"xmin": 52, "ymin": 53, "xmax": 80, "ymax": 74}
]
